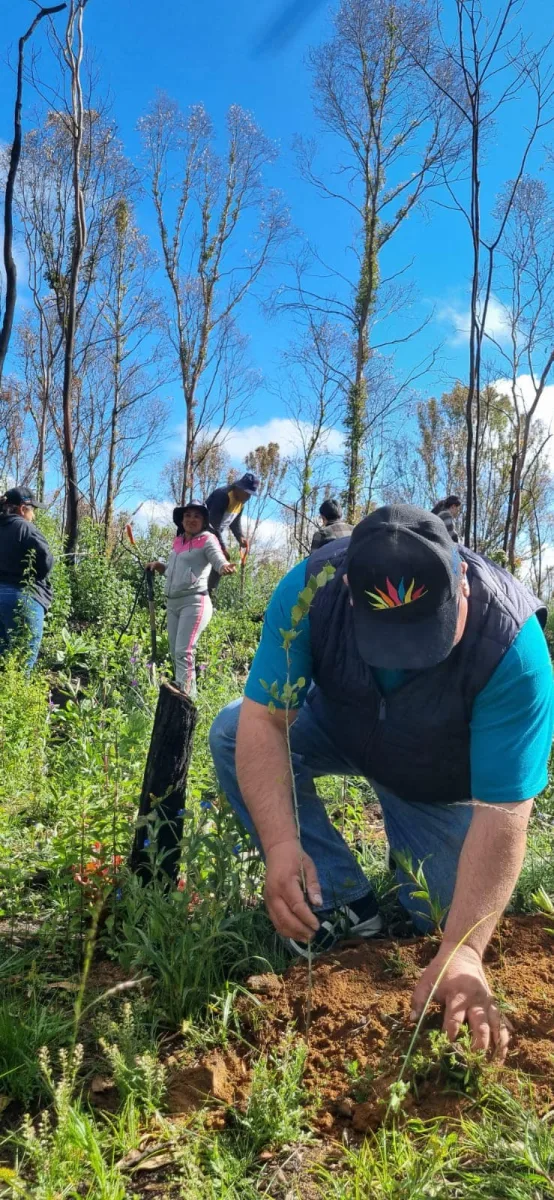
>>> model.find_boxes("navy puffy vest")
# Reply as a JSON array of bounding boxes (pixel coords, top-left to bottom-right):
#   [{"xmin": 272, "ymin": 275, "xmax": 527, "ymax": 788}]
[{"xmin": 306, "ymin": 541, "xmax": 546, "ymax": 804}]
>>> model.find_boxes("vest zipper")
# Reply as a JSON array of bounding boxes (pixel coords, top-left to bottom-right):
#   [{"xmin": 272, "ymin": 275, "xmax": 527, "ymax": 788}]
[{"xmin": 379, "ymin": 697, "xmax": 386, "ymax": 721}]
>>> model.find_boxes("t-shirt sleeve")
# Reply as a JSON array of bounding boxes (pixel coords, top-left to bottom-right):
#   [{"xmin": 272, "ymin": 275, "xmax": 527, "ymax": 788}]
[
  {"xmin": 470, "ymin": 615, "xmax": 554, "ymax": 803},
  {"xmin": 244, "ymin": 561, "xmax": 313, "ymax": 709}
]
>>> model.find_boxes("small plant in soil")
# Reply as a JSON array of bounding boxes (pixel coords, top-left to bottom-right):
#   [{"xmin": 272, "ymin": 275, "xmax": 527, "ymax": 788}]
[
  {"xmin": 345, "ymin": 1059, "xmax": 376, "ymax": 1103},
  {"xmin": 410, "ymin": 1027, "xmax": 487, "ymax": 1098},
  {"xmin": 232, "ymin": 1032, "xmax": 309, "ymax": 1154},
  {"xmin": 382, "ymin": 946, "xmax": 410, "ymax": 977},
  {"xmin": 391, "ymin": 850, "xmax": 450, "ymax": 934}
]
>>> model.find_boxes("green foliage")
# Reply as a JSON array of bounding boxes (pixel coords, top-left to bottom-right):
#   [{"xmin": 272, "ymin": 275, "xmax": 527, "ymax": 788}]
[
  {"xmin": 0, "ymin": 992, "xmax": 70, "ymax": 1105},
  {"xmin": 16, "ymin": 1046, "xmax": 128, "ymax": 1200},
  {"xmin": 100, "ymin": 1002, "xmax": 166, "ymax": 1112},
  {"xmin": 0, "ymin": 656, "xmax": 49, "ymax": 812},
  {"xmin": 70, "ymin": 519, "xmax": 135, "ymax": 627},
  {"xmin": 234, "ymin": 1034, "xmax": 308, "ymax": 1153}
]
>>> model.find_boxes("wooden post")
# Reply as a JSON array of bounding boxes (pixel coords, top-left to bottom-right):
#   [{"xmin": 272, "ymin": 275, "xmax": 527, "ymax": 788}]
[{"xmin": 130, "ymin": 681, "xmax": 198, "ymax": 884}]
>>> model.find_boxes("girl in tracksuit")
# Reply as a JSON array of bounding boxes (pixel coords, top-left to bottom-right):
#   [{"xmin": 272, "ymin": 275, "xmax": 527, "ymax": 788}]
[{"xmin": 147, "ymin": 502, "xmax": 235, "ymax": 697}]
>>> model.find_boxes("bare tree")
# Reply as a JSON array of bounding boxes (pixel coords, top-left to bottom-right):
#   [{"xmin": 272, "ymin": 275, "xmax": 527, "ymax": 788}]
[
  {"xmin": 486, "ymin": 177, "xmax": 554, "ymax": 568},
  {"xmin": 0, "ymin": 2, "xmax": 66, "ymax": 387},
  {"xmin": 296, "ymin": 0, "xmax": 460, "ymax": 520},
  {"xmin": 241, "ymin": 442, "xmax": 288, "ymax": 550},
  {"xmin": 161, "ymin": 439, "xmax": 231, "ymax": 505},
  {"xmin": 94, "ymin": 199, "xmax": 168, "ymax": 538},
  {"xmin": 16, "ymin": 52, "xmax": 138, "ymax": 540},
  {"xmin": 411, "ymin": 1, "xmax": 554, "ymax": 546},
  {"xmin": 282, "ymin": 316, "xmax": 346, "ymax": 552},
  {"xmin": 139, "ymin": 94, "xmax": 288, "ymax": 503}
]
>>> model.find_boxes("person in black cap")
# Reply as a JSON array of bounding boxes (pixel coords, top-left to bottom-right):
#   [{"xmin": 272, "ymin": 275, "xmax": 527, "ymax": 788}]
[
  {"xmin": 204, "ymin": 473, "xmax": 259, "ymax": 597},
  {"xmin": 209, "ymin": 504, "xmax": 553, "ymax": 1058},
  {"xmin": 310, "ymin": 498, "xmax": 353, "ymax": 551},
  {"xmin": 0, "ymin": 487, "xmax": 53, "ymax": 669},
  {"xmin": 146, "ymin": 501, "xmax": 235, "ymax": 697}
]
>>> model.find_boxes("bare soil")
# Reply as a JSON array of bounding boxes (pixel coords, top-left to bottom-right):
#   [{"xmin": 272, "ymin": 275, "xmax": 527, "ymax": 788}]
[{"xmin": 162, "ymin": 915, "xmax": 554, "ymax": 1136}]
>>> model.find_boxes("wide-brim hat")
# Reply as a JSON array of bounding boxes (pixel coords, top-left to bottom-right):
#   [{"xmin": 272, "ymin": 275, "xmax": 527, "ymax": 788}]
[{"xmin": 172, "ymin": 501, "xmax": 210, "ymax": 529}]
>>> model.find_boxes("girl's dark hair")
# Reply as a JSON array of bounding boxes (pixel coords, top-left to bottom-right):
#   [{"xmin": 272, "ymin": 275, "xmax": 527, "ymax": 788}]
[{"xmin": 432, "ymin": 495, "xmax": 461, "ymax": 515}]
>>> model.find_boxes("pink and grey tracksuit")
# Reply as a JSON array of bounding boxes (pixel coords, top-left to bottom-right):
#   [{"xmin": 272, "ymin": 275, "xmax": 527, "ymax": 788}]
[{"xmin": 163, "ymin": 532, "xmax": 228, "ymax": 697}]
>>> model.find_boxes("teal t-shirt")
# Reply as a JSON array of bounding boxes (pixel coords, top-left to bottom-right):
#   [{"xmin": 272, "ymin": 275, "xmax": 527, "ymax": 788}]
[{"xmin": 245, "ymin": 560, "xmax": 553, "ymax": 804}]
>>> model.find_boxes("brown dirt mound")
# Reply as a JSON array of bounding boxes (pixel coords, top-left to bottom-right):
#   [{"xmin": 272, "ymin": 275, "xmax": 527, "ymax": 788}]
[{"xmin": 238, "ymin": 914, "xmax": 554, "ymax": 1132}]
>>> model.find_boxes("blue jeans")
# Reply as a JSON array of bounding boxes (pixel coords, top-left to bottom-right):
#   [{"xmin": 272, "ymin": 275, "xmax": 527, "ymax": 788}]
[
  {"xmin": 209, "ymin": 698, "xmax": 473, "ymax": 932},
  {"xmin": 0, "ymin": 586, "xmax": 45, "ymax": 670}
]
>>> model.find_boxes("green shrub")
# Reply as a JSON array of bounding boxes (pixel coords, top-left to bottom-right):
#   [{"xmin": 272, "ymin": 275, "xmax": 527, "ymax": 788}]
[{"xmin": 70, "ymin": 520, "xmax": 135, "ymax": 628}]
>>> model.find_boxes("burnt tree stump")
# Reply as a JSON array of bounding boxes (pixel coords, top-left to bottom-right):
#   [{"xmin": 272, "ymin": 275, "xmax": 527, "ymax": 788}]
[{"xmin": 130, "ymin": 681, "xmax": 198, "ymax": 884}]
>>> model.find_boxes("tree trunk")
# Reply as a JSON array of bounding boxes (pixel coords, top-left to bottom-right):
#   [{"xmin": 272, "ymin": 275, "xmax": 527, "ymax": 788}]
[
  {"xmin": 129, "ymin": 682, "xmax": 198, "ymax": 884},
  {"xmin": 502, "ymin": 450, "xmax": 518, "ymax": 559},
  {"xmin": 0, "ymin": 5, "xmax": 66, "ymax": 387},
  {"xmin": 36, "ymin": 383, "xmax": 49, "ymax": 500},
  {"xmin": 62, "ymin": 0, "xmax": 87, "ymax": 557}
]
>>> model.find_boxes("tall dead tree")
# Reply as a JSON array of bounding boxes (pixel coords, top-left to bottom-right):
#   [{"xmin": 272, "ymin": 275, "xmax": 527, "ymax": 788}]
[
  {"xmin": 58, "ymin": 0, "xmax": 89, "ymax": 554},
  {"xmin": 139, "ymin": 95, "xmax": 288, "ymax": 503},
  {"xmin": 0, "ymin": 3, "xmax": 66, "ymax": 388},
  {"xmin": 301, "ymin": 0, "xmax": 461, "ymax": 521},
  {"xmin": 411, "ymin": 0, "xmax": 554, "ymax": 547},
  {"xmin": 488, "ymin": 178, "xmax": 554, "ymax": 569}
]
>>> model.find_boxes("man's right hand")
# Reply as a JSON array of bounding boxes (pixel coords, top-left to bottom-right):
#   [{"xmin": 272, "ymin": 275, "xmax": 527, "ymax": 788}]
[{"xmin": 264, "ymin": 840, "xmax": 322, "ymax": 941}]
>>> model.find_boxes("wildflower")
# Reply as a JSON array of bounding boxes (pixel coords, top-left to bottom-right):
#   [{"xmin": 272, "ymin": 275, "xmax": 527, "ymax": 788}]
[
  {"xmin": 232, "ymin": 842, "xmax": 242, "ymax": 857},
  {"xmin": 177, "ymin": 808, "xmax": 186, "ymax": 817},
  {"xmin": 200, "ymin": 800, "xmax": 212, "ymax": 811},
  {"xmin": 143, "ymin": 838, "xmax": 150, "ymax": 848}
]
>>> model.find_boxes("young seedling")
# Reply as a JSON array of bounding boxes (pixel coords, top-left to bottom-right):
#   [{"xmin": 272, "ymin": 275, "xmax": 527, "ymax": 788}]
[
  {"xmin": 261, "ymin": 562, "xmax": 336, "ymax": 1032},
  {"xmin": 391, "ymin": 849, "xmax": 450, "ymax": 935}
]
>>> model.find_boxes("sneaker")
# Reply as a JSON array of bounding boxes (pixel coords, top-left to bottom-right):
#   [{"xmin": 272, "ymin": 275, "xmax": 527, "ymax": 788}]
[{"xmin": 288, "ymin": 891, "xmax": 383, "ymax": 959}]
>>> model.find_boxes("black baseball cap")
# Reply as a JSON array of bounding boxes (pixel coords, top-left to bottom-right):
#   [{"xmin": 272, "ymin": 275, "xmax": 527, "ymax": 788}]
[
  {"xmin": 2, "ymin": 486, "xmax": 45, "ymax": 509},
  {"xmin": 345, "ymin": 505, "xmax": 463, "ymax": 670}
]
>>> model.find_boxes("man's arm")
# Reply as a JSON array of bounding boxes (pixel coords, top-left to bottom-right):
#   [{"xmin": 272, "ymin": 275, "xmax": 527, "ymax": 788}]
[
  {"xmin": 411, "ymin": 798, "xmax": 532, "ymax": 1058},
  {"xmin": 205, "ymin": 488, "xmax": 227, "ymax": 533},
  {"xmin": 236, "ymin": 698, "xmax": 321, "ymax": 941}
]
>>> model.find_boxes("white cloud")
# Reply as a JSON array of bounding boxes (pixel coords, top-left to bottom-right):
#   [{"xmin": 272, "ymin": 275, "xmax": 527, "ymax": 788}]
[
  {"xmin": 249, "ymin": 517, "xmax": 289, "ymax": 551},
  {"xmin": 494, "ymin": 374, "xmax": 554, "ymax": 468},
  {"xmin": 134, "ymin": 500, "xmax": 174, "ymax": 529},
  {"xmin": 440, "ymin": 295, "xmax": 511, "ymax": 347},
  {"xmin": 215, "ymin": 417, "xmax": 344, "ymax": 462}
]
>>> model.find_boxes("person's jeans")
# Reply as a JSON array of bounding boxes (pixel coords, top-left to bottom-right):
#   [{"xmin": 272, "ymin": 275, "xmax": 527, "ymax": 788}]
[
  {"xmin": 0, "ymin": 586, "xmax": 45, "ymax": 671},
  {"xmin": 209, "ymin": 698, "xmax": 473, "ymax": 932}
]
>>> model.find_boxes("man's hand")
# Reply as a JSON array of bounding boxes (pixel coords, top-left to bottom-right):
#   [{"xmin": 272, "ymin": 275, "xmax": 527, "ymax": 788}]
[
  {"xmin": 410, "ymin": 943, "xmax": 511, "ymax": 1061},
  {"xmin": 240, "ymin": 536, "xmax": 249, "ymax": 551},
  {"xmin": 264, "ymin": 840, "xmax": 322, "ymax": 941}
]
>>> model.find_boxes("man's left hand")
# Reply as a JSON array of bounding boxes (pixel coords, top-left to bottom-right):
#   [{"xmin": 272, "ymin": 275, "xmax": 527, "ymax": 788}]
[
  {"xmin": 240, "ymin": 537, "xmax": 249, "ymax": 551},
  {"xmin": 410, "ymin": 943, "xmax": 511, "ymax": 1061}
]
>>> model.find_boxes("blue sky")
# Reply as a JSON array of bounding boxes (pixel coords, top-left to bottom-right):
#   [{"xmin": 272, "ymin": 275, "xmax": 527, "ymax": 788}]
[{"xmin": 1, "ymin": 0, "xmax": 552, "ymax": 531}]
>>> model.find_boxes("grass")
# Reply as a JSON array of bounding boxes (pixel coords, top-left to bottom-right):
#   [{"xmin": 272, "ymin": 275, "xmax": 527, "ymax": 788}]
[{"xmin": 0, "ymin": 544, "xmax": 553, "ymax": 1197}]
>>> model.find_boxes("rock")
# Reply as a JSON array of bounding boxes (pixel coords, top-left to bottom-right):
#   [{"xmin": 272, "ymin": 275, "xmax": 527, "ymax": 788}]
[
  {"xmin": 246, "ymin": 973, "xmax": 283, "ymax": 995},
  {"xmin": 337, "ymin": 1097, "xmax": 355, "ymax": 1119},
  {"xmin": 166, "ymin": 1052, "xmax": 234, "ymax": 1113}
]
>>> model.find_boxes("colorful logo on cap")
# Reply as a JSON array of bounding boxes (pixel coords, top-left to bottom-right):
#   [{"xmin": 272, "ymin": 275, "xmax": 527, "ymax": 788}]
[{"xmin": 366, "ymin": 577, "xmax": 428, "ymax": 611}]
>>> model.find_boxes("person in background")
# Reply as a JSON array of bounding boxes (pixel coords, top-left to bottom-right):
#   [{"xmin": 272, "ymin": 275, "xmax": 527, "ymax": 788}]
[
  {"xmin": 147, "ymin": 501, "xmax": 235, "ymax": 698},
  {"xmin": 205, "ymin": 473, "xmax": 260, "ymax": 597},
  {"xmin": 0, "ymin": 486, "xmax": 53, "ymax": 670},
  {"xmin": 310, "ymin": 498, "xmax": 353, "ymax": 551},
  {"xmin": 432, "ymin": 495, "xmax": 462, "ymax": 543}
]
